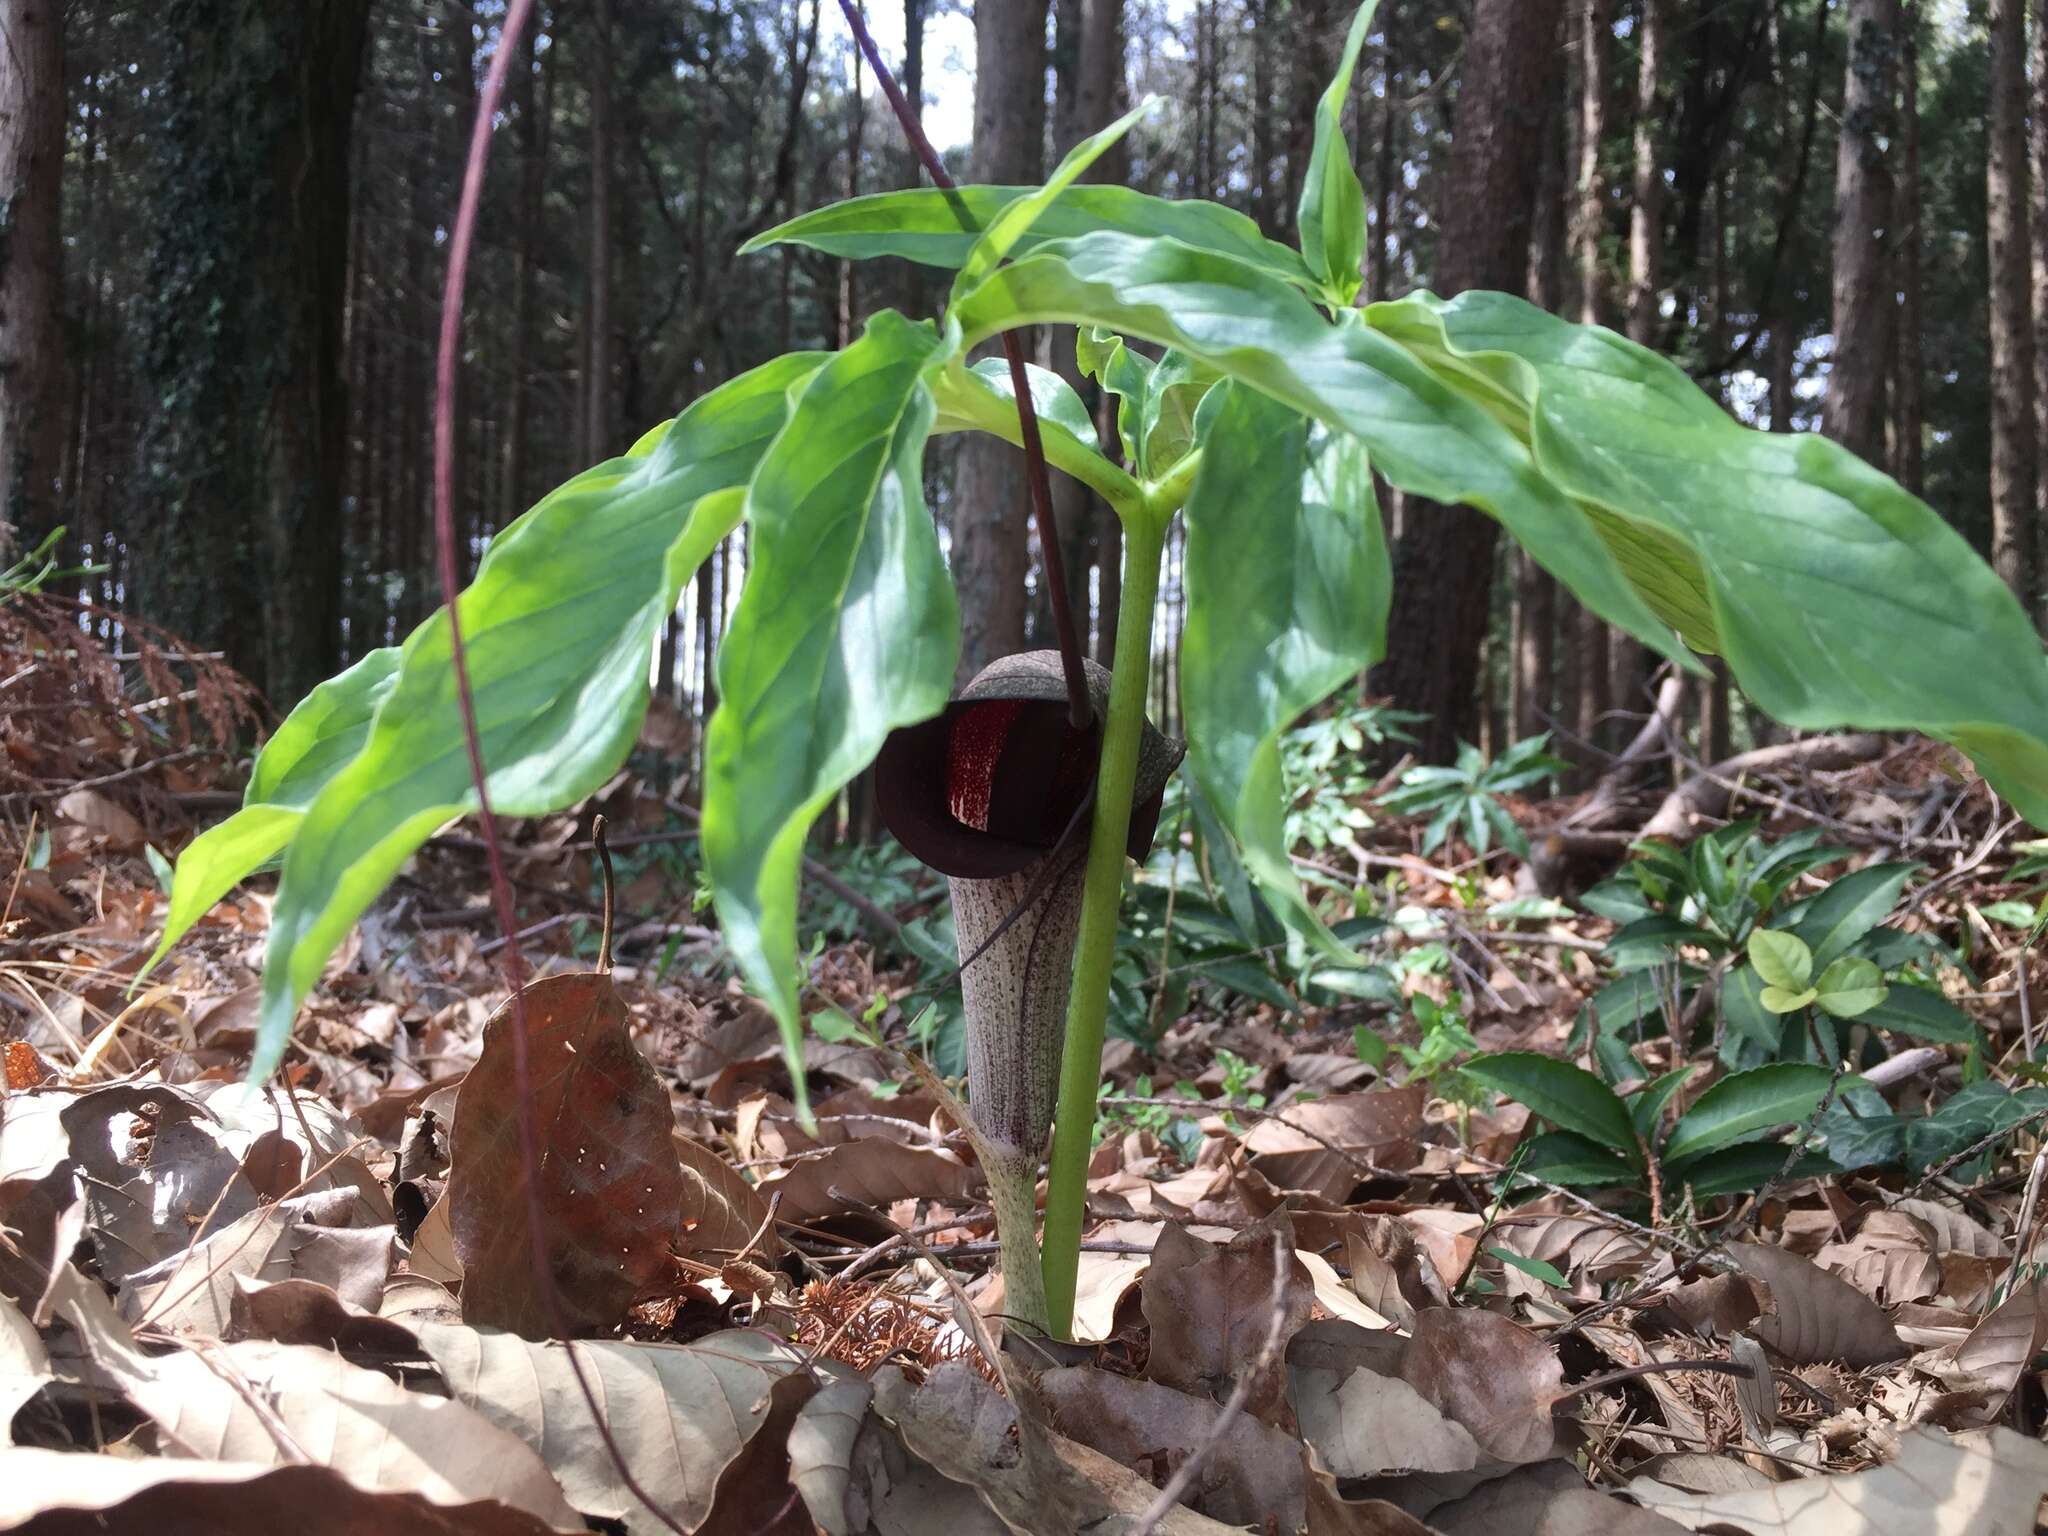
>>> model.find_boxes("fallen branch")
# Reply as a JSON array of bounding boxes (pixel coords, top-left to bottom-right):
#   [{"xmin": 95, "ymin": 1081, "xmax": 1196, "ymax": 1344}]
[{"xmin": 1637, "ymin": 734, "xmax": 1888, "ymax": 842}]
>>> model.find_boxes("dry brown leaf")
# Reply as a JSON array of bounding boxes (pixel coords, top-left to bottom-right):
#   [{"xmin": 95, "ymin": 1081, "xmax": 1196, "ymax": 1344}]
[
  {"xmin": 1294, "ymin": 1364, "xmax": 1480, "ymax": 1477},
  {"xmin": 447, "ymin": 971, "xmax": 687, "ymax": 1338},
  {"xmin": 1242, "ymin": 1085, "xmax": 1427, "ymax": 1201},
  {"xmin": 1399, "ymin": 1308, "xmax": 1562, "ymax": 1465},
  {"xmin": 0, "ymin": 1451, "xmax": 568, "ymax": 1534},
  {"xmin": 753, "ymin": 1139, "xmax": 982, "ymax": 1227},
  {"xmin": 1580, "ymin": 1324, "xmax": 1711, "ymax": 1449},
  {"xmin": 1488, "ymin": 1211, "xmax": 1648, "ymax": 1293},
  {"xmin": 673, "ymin": 1130, "xmax": 778, "ymax": 1261},
  {"xmin": 118, "ymin": 1191, "xmax": 392, "ymax": 1336},
  {"xmin": 1625, "ymin": 1453, "xmax": 1775, "ymax": 1495},
  {"xmin": 225, "ymin": 1276, "xmax": 421, "ymax": 1357},
  {"xmin": 1428, "ymin": 1458, "xmax": 1691, "ymax": 1535},
  {"xmin": 414, "ymin": 1321, "xmax": 810, "ymax": 1535},
  {"xmin": 1394, "ymin": 1208, "xmax": 1487, "ymax": 1292},
  {"xmin": 1888, "ymin": 1198, "xmax": 2005, "ymax": 1259},
  {"xmin": 55, "ymin": 1272, "xmax": 578, "ymax": 1529},
  {"xmin": 53, "ymin": 788, "xmax": 144, "ymax": 848},
  {"xmin": 406, "ymin": 1191, "xmax": 463, "ymax": 1286},
  {"xmin": 1342, "ymin": 1216, "xmax": 1450, "ymax": 1331},
  {"xmin": 1660, "ymin": 1272, "xmax": 1768, "ymax": 1338},
  {"xmin": 1303, "ymin": 1446, "xmax": 1440, "ymax": 1536},
  {"xmin": 871, "ymin": 1362, "xmax": 1237, "ymax": 1535},
  {"xmin": 1948, "ymin": 1276, "xmax": 2045, "ymax": 1426},
  {"xmin": 1039, "ymin": 1364, "xmax": 1307, "ymax": 1528},
  {"xmin": 1142, "ymin": 1209, "xmax": 1314, "ymax": 1427},
  {"xmin": 1724, "ymin": 1243, "xmax": 1905, "ymax": 1366},
  {"xmin": 1815, "ymin": 1211, "xmax": 1941, "ymax": 1307},
  {"xmin": 787, "ymin": 1364, "xmax": 874, "ymax": 1536},
  {"xmin": 1629, "ymin": 1426, "xmax": 2048, "ymax": 1534}
]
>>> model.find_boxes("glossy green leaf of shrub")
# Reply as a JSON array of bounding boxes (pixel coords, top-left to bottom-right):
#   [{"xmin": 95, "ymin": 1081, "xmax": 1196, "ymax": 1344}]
[
  {"xmin": 1785, "ymin": 861, "xmax": 1917, "ymax": 971},
  {"xmin": 1663, "ymin": 1062, "xmax": 1841, "ymax": 1165},
  {"xmin": 1513, "ymin": 1132, "xmax": 1639, "ymax": 1188},
  {"xmin": 1462, "ymin": 1051, "xmax": 1639, "ymax": 1163},
  {"xmin": 701, "ymin": 312, "xmax": 957, "ymax": 1118},
  {"xmin": 1366, "ymin": 291, "xmax": 2048, "ymax": 823},
  {"xmin": 1814, "ymin": 956, "xmax": 1888, "ymax": 1019},
  {"xmin": 245, "ymin": 353, "xmax": 822, "ymax": 1077},
  {"xmin": 1295, "ymin": 0, "xmax": 1378, "ymax": 303},
  {"xmin": 1181, "ymin": 383, "xmax": 1388, "ymax": 958},
  {"xmin": 947, "ymin": 233, "xmax": 1690, "ymax": 668}
]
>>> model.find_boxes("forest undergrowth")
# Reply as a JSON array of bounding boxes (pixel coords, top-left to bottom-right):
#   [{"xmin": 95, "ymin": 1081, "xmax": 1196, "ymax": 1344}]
[{"xmin": 1, "ymin": 636, "xmax": 2045, "ymax": 1534}]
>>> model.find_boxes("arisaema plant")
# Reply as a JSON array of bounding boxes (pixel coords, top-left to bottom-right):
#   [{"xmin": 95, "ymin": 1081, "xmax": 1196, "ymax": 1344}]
[{"xmin": 149, "ymin": 0, "xmax": 2048, "ymax": 1340}]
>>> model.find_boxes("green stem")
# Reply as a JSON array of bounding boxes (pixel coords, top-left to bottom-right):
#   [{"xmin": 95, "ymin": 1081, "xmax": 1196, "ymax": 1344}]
[{"xmin": 1041, "ymin": 509, "xmax": 1169, "ymax": 1337}]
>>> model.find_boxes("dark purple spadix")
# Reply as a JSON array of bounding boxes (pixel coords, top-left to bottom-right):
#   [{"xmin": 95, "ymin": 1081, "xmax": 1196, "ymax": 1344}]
[{"xmin": 876, "ymin": 650, "xmax": 1183, "ymax": 879}]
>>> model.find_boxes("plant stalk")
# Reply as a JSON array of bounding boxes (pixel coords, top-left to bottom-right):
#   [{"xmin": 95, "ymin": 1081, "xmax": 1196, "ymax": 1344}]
[{"xmin": 1040, "ymin": 510, "xmax": 1169, "ymax": 1336}]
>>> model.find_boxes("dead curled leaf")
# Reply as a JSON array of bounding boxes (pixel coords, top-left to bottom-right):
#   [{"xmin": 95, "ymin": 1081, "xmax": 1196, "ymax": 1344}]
[
  {"xmin": 1141, "ymin": 1210, "xmax": 1314, "ymax": 1429},
  {"xmin": 1629, "ymin": 1425, "xmax": 2048, "ymax": 1535},
  {"xmin": 1293, "ymin": 1365, "xmax": 1480, "ymax": 1478},
  {"xmin": 412, "ymin": 1321, "xmax": 810, "ymax": 1536},
  {"xmin": 0, "ymin": 1450, "xmax": 569, "ymax": 1535},
  {"xmin": 447, "ymin": 971, "xmax": 687, "ymax": 1338},
  {"xmin": 752, "ymin": 1137, "xmax": 982, "ymax": 1228},
  {"xmin": 1399, "ymin": 1307, "xmax": 1563, "ymax": 1466},
  {"xmin": 1039, "ymin": 1364, "xmax": 1307, "ymax": 1528},
  {"xmin": 1241, "ymin": 1085, "xmax": 1428, "ymax": 1202},
  {"xmin": 1946, "ymin": 1276, "xmax": 2045, "ymax": 1427},
  {"xmin": 1722, "ymin": 1243, "xmax": 1906, "ymax": 1367}
]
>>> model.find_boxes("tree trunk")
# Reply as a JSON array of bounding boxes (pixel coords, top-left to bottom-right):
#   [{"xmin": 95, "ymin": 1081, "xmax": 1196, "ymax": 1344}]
[
  {"xmin": 1821, "ymin": 0, "xmax": 1898, "ymax": 467},
  {"xmin": 1988, "ymin": 0, "xmax": 2035, "ymax": 603},
  {"xmin": 1572, "ymin": 0, "xmax": 1612, "ymax": 329},
  {"xmin": 1894, "ymin": 10, "xmax": 1923, "ymax": 496},
  {"xmin": 1251, "ymin": 0, "xmax": 1280, "ymax": 234},
  {"xmin": 502, "ymin": 11, "xmax": 551, "ymax": 534},
  {"xmin": 0, "ymin": 0, "xmax": 67, "ymax": 560},
  {"xmin": 442, "ymin": 1, "xmax": 478, "ymax": 567},
  {"xmin": 1378, "ymin": 0, "xmax": 1567, "ymax": 761},
  {"xmin": 133, "ymin": 0, "xmax": 372, "ymax": 705},
  {"xmin": 1365, "ymin": 8, "xmax": 1399, "ymax": 301},
  {"xmin": 2029, "ymin": 0, "xmax": 2048, "ymax": 591},
  {"xmin": 1610, "ymin": 0, "xmax": 1666, "ymax": 737},
  {"xmin": 952, "ymin": 0, "xmax": 1047, "ymax": 683},
  {"xmin": 1516, "ymin": 29, "xmax": 1568, "ymax": 744},
  {"xmin": 586, "ymin": 0, "xmax": 615, "ymax": 459}
]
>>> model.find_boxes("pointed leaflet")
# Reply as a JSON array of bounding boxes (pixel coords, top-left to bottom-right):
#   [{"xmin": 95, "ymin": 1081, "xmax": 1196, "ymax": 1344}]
[
  {"xmin": 703, "ymin": 312, "xmax": 956, "ymax": 1118},
  {"xmin": 245, "ymin": 354, "xmax": 822, "ymax": 1078},
  {"xmin": 142, "ymin": 648, "xmax": 400, "ymax": 981},
  {"xmin": 1663, "ymin": 1063, "xmax": 1842, "ymax": 1165},
  {"xmin": 1367, "ymin": 290, "xmax": 2048, "ymax": 823},
  {"xmin": 1462, "ymin": 1052, "xmax": 1639, "ymax": 1162},
  {"xmin": 949, "ymin": 96, "xmax": 1157, "ymax": 304},
  {"xmin": 929, "ymin": 357, "xmax": 1140, "ymax": 510},
  {"xmin": 1297, "ymin": 0, "xmax": 1381, "ymax": 303},
  {"xmin": 1182, "ymin": 383, "xmax": 1388, "ymax": 958},
  {"xmin": 744, "ymin": 182, "xmax": 1316, "ymax": 292},
  {"xmin": 949, "ymin": 233, "xmax": 1688, "ymax": 666}
]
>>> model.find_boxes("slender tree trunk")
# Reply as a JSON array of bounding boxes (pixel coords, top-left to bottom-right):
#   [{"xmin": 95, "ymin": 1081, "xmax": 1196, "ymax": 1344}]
[
  {"xmin": 0, "ymin": 0, "xmax": 67, "ymax": 559},
  {"xmin": 1516, "ymin": 32, "xmax": 1568, "ymax": 744},
  {"xmin": 952, "ymin": 0, "xmax": 1047, "ymax": 682},
  {"xmin": 1822, "ymin": 0, "xmax": 1898, "ymax": 467},
  {"xmin": 587, "ymin": 0, "xmax": 615, "ymax": 458},
  {"xmin": 1610, "ymin": 0, "xmax": 1666, "ymax": 733},
  {"xmin": 2029, "ymin": 0, "xmax": 2048, "ymax": 584},
  {"xmin": 442, "ymin": 1, "xmax": 478, "ymax": 568},
  {"xmin": 837, "ymin": 40, "xmax": 863, "ymax": 348},
  {"xmin": 1379, "ymin": 0, "xmax": 1567, "ymax": 760},
  {"xmin": 1365, "ymin": 9, "xmax": 1398, "ymax": 301},
  {"xmin": 1988, "ymin": 0, "xmax": 2034, "ymax": 603},
  {"xmin": 503, "ymin": 12, "xmax": 551, "ymax": 533},
  {"xmin": 1251, "ymin": 0, "xmax": 1279, "ymax": 234},
  {"xmin": 1894, "ymin": 11, "xmax": 1923, "ymax": 496},
  {"xmin": 1573, "ymin": 0, "xmax": 1612, "ymax": 329}
]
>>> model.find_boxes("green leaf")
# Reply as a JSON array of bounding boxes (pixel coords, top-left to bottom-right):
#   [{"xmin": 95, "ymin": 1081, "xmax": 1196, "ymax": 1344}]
[
  {"xmin": 702, "ymin": 313, "xmax": 956, "ymax": 1121},
  {"xmin": 1511, "ymin": 1131, "xmax": 1639, "ymax": 1189},
  {"xmin": 1488, "ymin": 1247, "xmax": 1567, "ymax": 1288},
  {"xmin": 1663, "ymin": 1063, "xmax": 1840, "ymax": 1165},
  {"xmin": 950, "ymin": 235, "xmax": 1689, "ymax": 666},
  {"xmin": 1759, "ymin": 985, "xmax": 1819, "ymax": 1014},
  {"xmin": 1814, "ymin": 956, "xmax": 1888, "ymax": 1019},
  {"xmin": 147, "ymin": 646, "xmax": 402, "ymax": 981},
  {"xmin": 1075, "ymin": 330, "xmax": 1219, "ymax": 479},
  {"xmin": 929, "ymin": 357, "xmax": 1138, "ymax": 512},
  {"xmin": 744, "ymin": 184, "xmax": 1316, "ymax": 293},
  {"xmin": 1462, "ymin": 1051, "xmax": 1640, "ymax": 1161},
  {"xmin": 251, "ymin": 352, "xmax": 824, "ymax": 1081},
  {"xmin": 1858, "ymin": 982, "xmax": 1976, "ymax": 1043},
  {"xmin": 950, "ymin": 97, "xmax": 1156, "ymax": 304},
  {"xmin": 1671, "ymin": 1142, "xmax": 1838, "ymax": 1198},
  {"xmin": 1182, "ymin": 384, "xmax": 1389, "ymax": 961},
  {"xmin": 1297, "ymin": 0, "xmax": 1381, "ymax": 304},
  {"xmin": 1365, "ymin": 290, "xmax": 2048, "ymax": 823},
  {"xmin": 1720, "ymin": 963, "xmax": 1782, "ymax": 1052},
  {"xmin": 1629, "ymin": 1066, "xmax": 1696, "ymax": 1143},
  {"xmin": 1785, "ymin": 862, "xmax": 1917, "ymax": 971},
  {"xmin": 1747, "ymin": 928, "xmax": 1813, "ymax": 991}
]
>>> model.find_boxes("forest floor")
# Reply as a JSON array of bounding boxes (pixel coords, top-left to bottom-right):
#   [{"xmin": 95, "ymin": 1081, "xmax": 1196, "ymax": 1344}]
[{"xmin": 3, "ymin": 639, "xmax": 2048, "ymax": 1532}]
